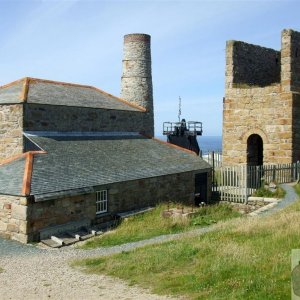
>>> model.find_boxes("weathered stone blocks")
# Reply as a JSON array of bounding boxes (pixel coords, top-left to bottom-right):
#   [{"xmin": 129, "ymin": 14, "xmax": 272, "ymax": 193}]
[
  {"xmin": 0, "ymin": 104, "xmax": 23, "ymax": 161},
  {"xmin": 223, "ymin": 29, "xmax": 300, "ymax": 166}
]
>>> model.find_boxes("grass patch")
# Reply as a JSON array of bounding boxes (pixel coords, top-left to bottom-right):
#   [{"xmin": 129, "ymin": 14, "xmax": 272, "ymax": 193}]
[
  {"xmin": 0, "ymin": 267, "xmax": 4, "ymax": 273},
  {"xmin": 252, "ymin": 186, "xmax": 286, "ymax": 198},
  {"xmin": 80, "ymin": 203, "xmax": 240, "ymax": 249},
  {"xmin": 74, "ymin": 199, "xmax": 300, "ymax": 299},
  {"xmin": 294, "ymin": 183, "xmax": 300, "ymax": 197}
]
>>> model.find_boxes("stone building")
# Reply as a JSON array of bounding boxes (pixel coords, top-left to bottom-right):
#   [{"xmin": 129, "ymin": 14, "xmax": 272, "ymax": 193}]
[
  {"xmin": 0, "ymin": 34, "xmax": 211, "ymax": 243},
  {"xmin": 223, "ymin": 28, "xmax": 300, "ymax": 166}
]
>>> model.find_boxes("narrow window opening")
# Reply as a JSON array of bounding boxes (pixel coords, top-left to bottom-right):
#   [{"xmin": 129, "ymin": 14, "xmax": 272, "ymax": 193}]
[{"xmin": 96, "ymin": 190, "xmax": 108, "ymax": 214}]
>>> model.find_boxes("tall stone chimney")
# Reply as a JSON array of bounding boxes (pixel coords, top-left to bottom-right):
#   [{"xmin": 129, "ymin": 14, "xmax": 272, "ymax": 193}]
[{"xmin": 121, "ymin": 33, "xmax": 154, "ymax": 137}]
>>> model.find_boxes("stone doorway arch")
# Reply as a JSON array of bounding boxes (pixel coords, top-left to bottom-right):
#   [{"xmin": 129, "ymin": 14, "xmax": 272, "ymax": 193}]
[{"xmin": 247, "ymin": 134, "xmax": 263, "ymax": 166}]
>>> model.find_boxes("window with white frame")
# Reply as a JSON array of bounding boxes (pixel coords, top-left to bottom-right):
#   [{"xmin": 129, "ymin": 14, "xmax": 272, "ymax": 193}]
[{"xmin": 96, "ymin": 190, "xmax": 108, "ymax": 214}]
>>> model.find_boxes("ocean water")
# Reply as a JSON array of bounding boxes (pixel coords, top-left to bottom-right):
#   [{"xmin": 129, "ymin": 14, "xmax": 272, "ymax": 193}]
[
  {"xmin": 197, "ymin": 136, "xmax": 222, "ymax": 152},
  {"xmin": 155, "ymin": 135, "xmax": 222, "ymax": 153}
]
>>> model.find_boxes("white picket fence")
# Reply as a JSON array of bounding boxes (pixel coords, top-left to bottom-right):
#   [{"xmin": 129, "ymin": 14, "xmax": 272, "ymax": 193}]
[
  {"xmin": 201, "ymin": 150, "xmax": 222, "ymax": 168},
  {"xmin": 214, "ymin": 162, "xmax": 300, "ymax": 203}
]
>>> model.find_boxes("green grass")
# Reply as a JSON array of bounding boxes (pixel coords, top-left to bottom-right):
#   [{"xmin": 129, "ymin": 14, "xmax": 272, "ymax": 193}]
[
  {"xmin": 74, "ymin": 200, "xmax": 300, "ymax": 299},
  {"xmin": 80, "ymin": 203, "xmax": 240, "ymax": 249},
  {"xmin": 294, "ymin": 183, "xmax": 300, "ymax": 197},
  {"xmin": 252, "ymin": 186, "xmax": 286, "ymax": 198},
  {"xmin": 0, "ymin": 267, "xmax": 4, "ymax": 273}
]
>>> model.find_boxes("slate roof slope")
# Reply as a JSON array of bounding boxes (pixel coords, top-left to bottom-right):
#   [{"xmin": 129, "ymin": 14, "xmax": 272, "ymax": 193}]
[
  {"xmin": 0, "ymin": 134, "xmax": 211, "ymax": 198},
  {"xmin": 27, "ymin": 134, "xmax": 211, "ymax": 199},
  {"xmin": 0, "ymin": 157, "xmax": 25, "ymax": 196},
  {"xmin": 0, "ymin": 79, "xmax": 24, "ymax": 104},
  {"xmin": 0, "ymin": 78, "xmax": 144, "ymax": 111}
]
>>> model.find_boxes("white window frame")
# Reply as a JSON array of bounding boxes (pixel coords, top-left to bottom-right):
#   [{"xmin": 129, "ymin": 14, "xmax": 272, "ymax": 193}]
[{"xmin": 96, "ymin": 190, "xmax": 108, "ymax": 214}]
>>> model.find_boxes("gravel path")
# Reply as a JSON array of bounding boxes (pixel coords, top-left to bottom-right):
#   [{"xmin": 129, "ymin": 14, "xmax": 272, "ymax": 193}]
[
  {"xmin": 0, "ymin": 183, "xmax": 298, "ymax": 299},
  {"xmin": 258, "ymin": 183, "xmax": 299, "ymax": 216},
  {"xmin": 0, "ymin": 224, "xmax": 215, "ymax": 300},
  {"xmin": 0, "ymin": 243, "xmax": 176, "ymax": 300}
]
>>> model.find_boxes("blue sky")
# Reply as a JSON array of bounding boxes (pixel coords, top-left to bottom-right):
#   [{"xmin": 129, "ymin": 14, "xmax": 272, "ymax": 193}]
[{"xmin": 0, "ymin": 0, "xmax": 300, "ymax": 136}]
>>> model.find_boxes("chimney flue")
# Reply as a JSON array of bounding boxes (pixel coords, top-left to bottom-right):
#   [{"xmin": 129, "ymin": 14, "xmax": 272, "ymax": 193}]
[{"xmin": 121, "ymin": 33, "xmax": 154, "ymax": 136}]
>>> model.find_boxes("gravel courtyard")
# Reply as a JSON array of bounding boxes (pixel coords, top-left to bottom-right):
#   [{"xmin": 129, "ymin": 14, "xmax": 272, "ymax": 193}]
[{"xmin": 0, "ymin": 238, "xmax": 174, "ymax": 300}]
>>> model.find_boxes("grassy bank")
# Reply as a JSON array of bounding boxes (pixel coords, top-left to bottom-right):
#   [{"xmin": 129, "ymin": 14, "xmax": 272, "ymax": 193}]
[
  {"xmin": 80, "ymin": 203, "xmax": 240, "ymax": 249},
  {"xmin": 75, "ymin": 199, "xmax": 300, "ymax": 299}
]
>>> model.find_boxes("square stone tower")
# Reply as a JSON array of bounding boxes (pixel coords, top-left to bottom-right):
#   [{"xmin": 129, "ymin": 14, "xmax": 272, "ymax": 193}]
[{"xmin": 223, "ymin": 28, "xmax": 300, "ymax": 166}]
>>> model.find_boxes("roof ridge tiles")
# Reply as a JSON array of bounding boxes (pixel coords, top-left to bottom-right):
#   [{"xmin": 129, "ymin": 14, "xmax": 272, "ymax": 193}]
[
  {"xmin": 0, "ymin": 151, "xmax": 47, "ymax": 196},
  {"xmin": 20, "ymin": 77, "xmax": 30, "ymax": 101},
  {"xmin": 0, "ymin": 150, "xmax": 47, "ymax": 166},
  {"xmin": 0, "ymin": 77, "xmax": 26, "ymax": 90},
  {"xmin": 22, "ymin": 151, "xmax": 47, "ymax": 196}
]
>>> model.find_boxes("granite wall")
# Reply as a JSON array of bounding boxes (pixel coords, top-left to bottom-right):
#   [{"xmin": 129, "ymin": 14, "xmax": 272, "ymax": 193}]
[
  {"xmin": 223, "ymin": 29, "xmax": 300, "ymax": 166},
  {"xmin": 0, "ymin": 195, "xmax": 29, "ymax": 243},
  {"xmin": 0, "ymin": 104, "xmax": 23, "ymax": 161},
  {"xmin": 227, "ymin": 40, "xmax": 280, "ymax": 87},
  {"xmin": 281, "ymin": 29, "xmax": 300, "ymax": 93},
  {"xmin": 24, "ymin": 103, "xmax": 153, "ymax": 136}
]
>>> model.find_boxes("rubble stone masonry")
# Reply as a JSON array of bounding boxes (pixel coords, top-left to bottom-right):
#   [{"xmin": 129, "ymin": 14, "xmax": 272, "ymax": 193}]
[
  {"xmin": 4, "ymin": 170, "xmax": 210, "ymax": 243},
  {"xmin": 121, "ymin": 34, "xmax": 154, "ymax": 137},
  {"xmin": 0, "ymin": 195, "xmax": 29, "ymax": 243},
  {"xmin": 24, "ymin": 103, "xmax": 153, "ymax": 136},
  {"xmin": 0, "ymin": 104, "xmax": 23, "ymax": 161}
]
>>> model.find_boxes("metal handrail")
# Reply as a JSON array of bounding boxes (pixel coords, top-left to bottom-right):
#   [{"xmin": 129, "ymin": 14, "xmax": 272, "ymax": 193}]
[{"xmin": 163, "ymin": 121, "xmax": 202, "ymax": 136}]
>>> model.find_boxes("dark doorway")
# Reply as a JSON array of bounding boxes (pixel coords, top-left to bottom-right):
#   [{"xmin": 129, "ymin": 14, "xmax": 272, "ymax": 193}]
[
  {"xmin": 247, "ymin": 134, "xmax": 263, "ymax": 166},
  {"xmin": 195, "ymin": 173, "xmax": 207, "ymax": 206}
]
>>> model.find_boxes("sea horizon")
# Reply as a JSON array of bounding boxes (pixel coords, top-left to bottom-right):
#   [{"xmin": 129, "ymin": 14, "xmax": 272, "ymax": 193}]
[{"xmin": 155, "ymin": 135, "xmax": 222, "ymax": 153}]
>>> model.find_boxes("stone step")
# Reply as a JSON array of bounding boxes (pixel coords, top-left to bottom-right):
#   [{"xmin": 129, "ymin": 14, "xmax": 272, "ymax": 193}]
[{"xmin": 41, "ymin": 238, "xmax": 63, "ymax": 248}]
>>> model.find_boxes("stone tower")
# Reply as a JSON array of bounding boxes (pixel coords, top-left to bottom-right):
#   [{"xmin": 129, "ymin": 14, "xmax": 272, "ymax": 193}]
[
  {"xmin": 121, "ymin": 33, "xmax": 154, "ymax": 137},
  {"xmin": 222, "ymin": 28, "xmax": 300, "ymax": 166}
]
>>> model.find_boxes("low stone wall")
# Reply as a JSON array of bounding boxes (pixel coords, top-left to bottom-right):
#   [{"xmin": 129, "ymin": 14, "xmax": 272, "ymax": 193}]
[
  {"xmin": 0, "ymin": 195, "xmax": 28, "ymax": 243},
  {"xmin": 30, "ymin": 170, "xmax": 209, "ymax": 242}
]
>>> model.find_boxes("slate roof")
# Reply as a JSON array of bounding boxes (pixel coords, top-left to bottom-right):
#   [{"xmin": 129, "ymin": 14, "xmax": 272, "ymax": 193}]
[
  {"xmin": 0, "ymin": 78, "xmax": 144, "ymax": 112},
  {"xmin": 0, "ymin": 157, "xmax": 25, "ymax": 196},
  {"xmin": 0, "ymin": 80, "xmax": 24, "ymax": 104},
  {"xmin": 0, "ymin": 133, "xmax": 211, "ymax": 200}
]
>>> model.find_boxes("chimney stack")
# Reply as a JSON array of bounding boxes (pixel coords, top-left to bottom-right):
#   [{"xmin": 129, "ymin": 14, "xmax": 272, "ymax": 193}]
[{"xmin": 121, "ymin": 33, "xmax": 154, "ymax": 136}]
